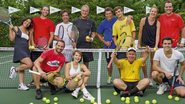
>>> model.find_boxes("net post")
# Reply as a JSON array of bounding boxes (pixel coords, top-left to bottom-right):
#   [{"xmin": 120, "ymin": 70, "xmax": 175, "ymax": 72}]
[{"xmin": 96, "ymin": 51, "xmax": 102, "ymax": 88}]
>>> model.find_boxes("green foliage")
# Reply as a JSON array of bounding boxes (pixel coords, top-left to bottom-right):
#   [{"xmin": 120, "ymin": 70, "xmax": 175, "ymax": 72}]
[{"xmin": 0, "ymin": 0, "xmax": 185, "ymax": 47}]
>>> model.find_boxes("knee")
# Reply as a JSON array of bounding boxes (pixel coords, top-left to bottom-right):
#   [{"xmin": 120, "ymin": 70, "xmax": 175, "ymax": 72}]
[
  {"xmin": 113, "ymin": 79, "xmax": 120, "ymax": 86},
  {"xmin": 151, "ymin": 71, "xmax": 159, "ymax": 79},
  {"xmin": 27, "ymin": 62, "xmax": 33, "ymax": 68},
  {"xmin": 176, "ymin": 89, "xmax": 185, "ymax": 97}
]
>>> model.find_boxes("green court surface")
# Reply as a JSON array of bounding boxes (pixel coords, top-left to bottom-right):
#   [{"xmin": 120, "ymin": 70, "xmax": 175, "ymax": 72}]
[{"xmin": 0, "ymin": 88, "xmax": 185, "ymax": 104}]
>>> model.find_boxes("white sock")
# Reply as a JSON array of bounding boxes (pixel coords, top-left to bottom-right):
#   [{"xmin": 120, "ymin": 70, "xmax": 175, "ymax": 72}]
[
  {"xmin": 82, "ymin": 88, "xmax": 88, "ymax": 94},
  {"xmin": 74, "ymin": 87, "xmax": 80, "ymax": 93}
]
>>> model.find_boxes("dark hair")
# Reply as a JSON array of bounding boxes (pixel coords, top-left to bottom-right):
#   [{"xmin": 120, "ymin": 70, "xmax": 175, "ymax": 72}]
[
  {"xmin": 165, "ymin": 0, "xmax": 172, "ymax": 3},
  {"xmin": 56, "ymin": 40, "xmax": 65, "ymax": 46},
  {"xmin": 60, "ymin": 9, "xmax": 70, "ymax": 16},
  {"xmin": 104, "ymin": 7, "xmax": 113, "ymax": 14},
  {"xmin": 21, "ymin": 17, "xmax": 33, "ymax": 30},
  {"xmin": 114, "ymin": 6, "xmax": 123, "ymax": 13},
  {"xmin": 40, "ymin": 5, "xmax": 50, "ymax": 14},
  {"xmin": 162, "ymin": 37, "xmax": 173, "ymax": 44}
]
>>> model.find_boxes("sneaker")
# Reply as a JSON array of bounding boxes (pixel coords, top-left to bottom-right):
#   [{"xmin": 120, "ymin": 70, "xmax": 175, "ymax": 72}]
[
  {"xmin": 149, "ymin": 79, "xmax": 154, "ymax": 86},
  {"xmin": 156, "ymin": 83, "xmax": 167, "ymax": 95},
  {"xmin": 71, "ymin": 90, "xmax": 79, "ymax": 98},
  {"xmin": 35, "ymin": 89, "xmax": 42, "ymax": 100},
  {"xmin": 107, "ymin": 77, "xmax": 112, "ymax": 84},
  {"xmin": 120, "ymin": 91, "xmax": 130, "ymax": 97},
  {"xmin": 83, "ymin": 93, "xmax": 94, "ymax": 101},
  {"xmin": 135, "ymin": 91, "xmax": 144, "ymax": 97},
  {"xmin": 27, "ymin": 80, "xmax": 35, "ymax": 87},
  {"xmin": 18, "ymin": 83, "xmax": 29, "ymax": 91},
  {"xmin": 9, "ymin": 66, "xmax": 17, "ymax": 79},
  {"xmin": 48, "ymin": 82, "xmax": 57, "ymax": 95}
]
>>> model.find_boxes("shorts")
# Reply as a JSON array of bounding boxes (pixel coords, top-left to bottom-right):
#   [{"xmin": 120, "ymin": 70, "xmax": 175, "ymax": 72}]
[
  {"xmin": 30, "ymin": 51, "xmax": 43, "ymax": 62},
  {"xmin": 105, "ymin": 52, "xmax": 112, "ymax": 63},
  {"xmin": 117, "ymin": 52, "xmax": 126, "ymax": 59},
  {"xmin": 82, "ymin": 52, "xmax": 94, "ymax": 63},
  {"xmin": 114, "ymin": 81, "xmax": 139, "ymax": 93},
  {"xmin": 163, "ymin": 76, "xmax": 184, "ymax": 88}
]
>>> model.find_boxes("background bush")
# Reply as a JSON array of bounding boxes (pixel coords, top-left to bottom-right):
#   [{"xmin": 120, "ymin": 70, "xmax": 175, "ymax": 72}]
[{"xmin": 0, "ymin": 0, "xmax": 185, "ymax": 48}]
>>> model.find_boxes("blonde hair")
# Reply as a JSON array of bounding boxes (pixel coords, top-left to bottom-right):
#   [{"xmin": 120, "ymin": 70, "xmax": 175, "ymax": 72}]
[
  {"xmin": 81, "ymin": 4, "xmax": 90, "ymax": 11},
  {"xmin": 150, "ymin": 4, "xmax": 158, "ymax": 12}
]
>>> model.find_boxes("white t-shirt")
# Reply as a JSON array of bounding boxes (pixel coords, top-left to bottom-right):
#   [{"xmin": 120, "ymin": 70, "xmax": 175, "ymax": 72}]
[
  {"xmin": 53, "ymin": 22, "xmax": 73, "ymax": 49},
  {"xmin": 153, "ymin": 48, "xmax": 184, "ymax": 75}
]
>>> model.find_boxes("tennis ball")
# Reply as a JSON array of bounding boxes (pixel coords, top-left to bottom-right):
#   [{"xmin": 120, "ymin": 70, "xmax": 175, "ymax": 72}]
[
  {"xmin": 93, "ymin": 102, "xmax": 97, "ymax": 104},
  {"xmin": 29, "ymin": 45, "xmax": 35, "ymax": 50},
  {"xmin": 121, "ymin": 97, "xmax": 125, "ymax": 101},
  {"xmin": 42, "ymin": 97, "xmax": 47, "ymax": 102},
  {"xmin": 105, "ymin": 99, "xmax": 111, "ymax": 104},
  {"xmin": 125, "ymin": 100, "xmax": 130, "ymax": 104},
  {"xmin": 45, "ymin": 99, "xmax": 50, "ymax": 104},
  {"xmin": 134, "ymin": 98, "xmax": 139, "ymax": 103},
  {"xmin": 126, "ymin": 97, "xmax": 130, "ymax": 101},
  {"xmin": 74, "ymin": 77, "xmax": 78, "ymax": 82},
  {"xmin": 113, "ymin": 91, "xmax": 118, "ymax": 96},
  {"xmin": 86, "ymin": 36, "xmax": 90, "ymax": 42},
  {"xmin": 53, "ymin": 97, "xmax": 58, "ymax": 102},
  {"xmin": 168, "ymin": 95, "xmax": 173, "ymax": 100},
  {"xmin": 153, "ymin": 48, "xmax": 157, "ymax": 51},
  {"xmin": 90, "ymin": 99, "xmax": 95, "ymax": 103},
  {"xmin": 54, "ymin": 103, "xmax": 58, "ymax": 104},
  {"xmin": 145, "ymin": 100, "xmax": 150, "ymax": 104},
  {"xmin": 174, "ymin": 96, "xmax": 180, "ymax": 101},
  {"xmin": 29, "ymin": 102, "xmax": 34, "ymax": 104},
  {"xmin": 134, "ymin": 96, "xmax": 139, "ymax": 99},
  {"xmin": 80, "ymin": 98, "xmax": 84, "ymax": 103},
  {"xmin": 152, "ymin": 99, "xmax": 157, "ymax": 104}
]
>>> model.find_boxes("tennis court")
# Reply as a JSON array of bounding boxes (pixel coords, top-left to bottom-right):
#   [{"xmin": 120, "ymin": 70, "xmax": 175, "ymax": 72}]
[{"xmin": 1, "ymin": 47, "xmax": 185, "ymax": 104}]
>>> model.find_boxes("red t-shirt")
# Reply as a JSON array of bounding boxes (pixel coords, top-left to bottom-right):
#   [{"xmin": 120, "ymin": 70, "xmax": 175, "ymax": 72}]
[
  {"xmin": 159, "ymin": 13, "xmax": 184, "ymax": 47},
  {"xmin": 32, "ymin": 17, "xmax": 55, "ymax": 45},
  {"xmin": 40, "ymin": 49, "xmax": 65, "ymax": 72}
]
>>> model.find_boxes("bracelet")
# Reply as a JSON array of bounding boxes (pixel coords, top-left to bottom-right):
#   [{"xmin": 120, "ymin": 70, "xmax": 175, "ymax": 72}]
[{"xmin": 181, "ymin": 38, "xmax": 185, "ymax": 44}]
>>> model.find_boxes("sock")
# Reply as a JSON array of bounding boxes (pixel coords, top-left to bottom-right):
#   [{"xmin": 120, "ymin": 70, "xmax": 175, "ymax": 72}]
[
  {"xmin": 129, "ymin": 87, "xmax": 139, "ymax": 95},
  {"xmin": 82, "ymin": 88, "xmax": 88, "ymax": 94},
  {"xmin": 74, "ymin": 87, "xmax": 80, "ymax": 93}
]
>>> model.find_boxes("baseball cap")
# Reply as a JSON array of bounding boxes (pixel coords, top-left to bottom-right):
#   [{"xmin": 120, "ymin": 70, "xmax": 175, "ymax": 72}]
[{"xmin": 127, "ymin": 47, "xmax": 136, "ymax": 52}]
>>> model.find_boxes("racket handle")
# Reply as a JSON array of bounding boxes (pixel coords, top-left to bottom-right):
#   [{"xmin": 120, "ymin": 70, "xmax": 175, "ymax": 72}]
[
  {"xmin": 29, "ymin": 70, "xmax": 41, "ymax": 75},
  {"xmin": 169, "ymin": 86, "xmax": 173, "ymax": 95}
]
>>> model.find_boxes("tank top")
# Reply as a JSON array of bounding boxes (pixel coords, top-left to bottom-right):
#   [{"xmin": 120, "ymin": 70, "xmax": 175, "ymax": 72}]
[
  {"xmin": 141, "ymin": 17, "xmax": 157, "ymax": 47},
  {"xmin": 69, "ymin": 62, "xmax": 81, "ymax": 76}
]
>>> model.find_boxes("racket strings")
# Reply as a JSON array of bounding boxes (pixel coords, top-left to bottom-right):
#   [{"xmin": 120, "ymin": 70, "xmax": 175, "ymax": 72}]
[{"xmin": 0, "ymin": 8, "xmax": 10, "ymax": 22}]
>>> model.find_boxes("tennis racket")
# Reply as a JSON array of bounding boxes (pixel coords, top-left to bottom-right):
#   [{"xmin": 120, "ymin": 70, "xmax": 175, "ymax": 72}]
[
  {"xmin": 66, "ymin": 24, "xmax": 79, "ymax": 48},
  {"xmin": 0, "ymin": 7, "xmax": 16, "ymax": 33},
  {"xmin": 37, "ymin": 36, "xmax": 48, "ymax": 50},
  {"xmin": 169, "ymin": 61, "xmax": 179, "ymax": 95},
  {"xmin": 29, "ymin": 70, "xmax": 65, "ymax": 88},
  {"xmin": 107, "ymin": 32, "xmax": 126, "ymax": 68}
]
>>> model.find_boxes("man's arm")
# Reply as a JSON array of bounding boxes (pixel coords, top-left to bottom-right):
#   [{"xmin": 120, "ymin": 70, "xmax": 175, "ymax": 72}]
[
  {"xmin": 180, "ymin": 27, "xmax": 185, "ymax": 47},
  {"xmin": 34, "ymin": 56, "xmax": 45, "ymax": 74}
]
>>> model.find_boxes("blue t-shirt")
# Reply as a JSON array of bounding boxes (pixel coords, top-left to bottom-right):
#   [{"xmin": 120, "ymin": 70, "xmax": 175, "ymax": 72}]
[{"xmin": 97, "ymin": 16, "xmax": 117, "ymax": 49}]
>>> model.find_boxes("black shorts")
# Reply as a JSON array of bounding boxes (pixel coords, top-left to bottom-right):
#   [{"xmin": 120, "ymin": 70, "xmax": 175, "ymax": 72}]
[
  {"xmin": 82, "ymin": 52, "xmax": 94, "ymax": 63},
  {"xmin": 114, "ymin": 81, "xmax": 138, "ymax": 93},
  {"xmin": 117, "ymin": 52, "xmax": 126, "ymax": 59},
  {"xmin": 105, "ymin": 52, "xmax": 112, "ymax": 63},
  {"xmin": 30, "ymin": 51, "xmax": 43, "ymax": 62},
  {"xmin": 163, "ymin": 76, "xmax": 184, "ymax": 88}
]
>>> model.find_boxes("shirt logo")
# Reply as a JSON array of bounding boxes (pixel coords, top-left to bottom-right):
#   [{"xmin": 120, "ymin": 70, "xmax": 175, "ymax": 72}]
[{"xmin": 47, "ymin": 60, "xmax": 60, "ymax": 67}]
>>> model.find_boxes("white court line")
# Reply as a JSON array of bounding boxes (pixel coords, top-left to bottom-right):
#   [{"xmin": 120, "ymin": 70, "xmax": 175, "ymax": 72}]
[
  {"xmin": 97, "ymin": 88, "xmax": 101, "ymax": 104},
  {"xmin": 0, "ymin": 60, "xmax": 12, "ymax": 65}
]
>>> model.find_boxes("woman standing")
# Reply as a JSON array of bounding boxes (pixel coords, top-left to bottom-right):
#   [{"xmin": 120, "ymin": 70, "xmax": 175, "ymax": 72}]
[{"xmin": 9, "ymin": 17, "xmax": 33, "ymax": 90}]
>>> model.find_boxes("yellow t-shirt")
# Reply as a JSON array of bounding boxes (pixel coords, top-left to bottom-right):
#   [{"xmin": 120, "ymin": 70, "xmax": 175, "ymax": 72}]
[
  {"xmin": 116, "ymin": 58, "xmax": 143, "ymax": 82},
  {"xmin": 112, "ymin": 17, "xmax": 136, "ymax": 48}
]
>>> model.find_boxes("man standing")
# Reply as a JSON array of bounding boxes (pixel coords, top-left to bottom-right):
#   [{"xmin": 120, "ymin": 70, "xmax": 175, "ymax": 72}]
[
  {"xmin": 152, "ymin": 37, "xmax": 185, "ymax": 97},
  {"xmin": 73, "ymin": 5, "xmax": 96, "ymax": 68},
  {"xmin": 113, "ymin": 6, "xmax": 136, "ymax": 59},
  {"xmin": 96, "ymin": 7, "xmax": 117, "ymax": 84},
  {"xmin": 158, "ymin": 0, "xmax": 185, "ymax": 48},
  {"xmin": 33, "ymin": 40, "xmax": 65, "ymax": 99}
]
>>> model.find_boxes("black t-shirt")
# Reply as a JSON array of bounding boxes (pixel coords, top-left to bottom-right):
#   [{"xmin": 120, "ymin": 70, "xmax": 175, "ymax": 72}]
[{"xmin": 73, "ymin": 18, "xmax": 96, "ymax": 48}]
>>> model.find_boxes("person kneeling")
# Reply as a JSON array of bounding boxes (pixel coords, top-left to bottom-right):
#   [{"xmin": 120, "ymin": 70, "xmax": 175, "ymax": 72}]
[
  {"xmin": 112, "ymin": 47, "xmax": 150, "ymax": 97},
  {"xmin": 65, "ymin": 50, "xmax": 94, "ymax": 101}
]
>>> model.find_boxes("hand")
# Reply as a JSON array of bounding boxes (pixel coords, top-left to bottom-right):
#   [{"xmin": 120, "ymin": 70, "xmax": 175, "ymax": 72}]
[
  {"xmin": 176, "ymin": 76, "xmax": 185, "ymax": 85},
  {"xmin": 105, "ymin": 41, "xmax": 111, "ymax": 47},
  {"xmin": 9, "ymin": 24, "xmax": 14, "ymax": 29},
  {"xmin": 39, "ymin": 71, "xmax": 46, "ymax": 78},
  {"xmin": 164, "ymin": 71, "xmax": 172, "ymax": 79},
  {"xmin": 179, "ymin": 43, "xmax": 184, "ymax": 48}
]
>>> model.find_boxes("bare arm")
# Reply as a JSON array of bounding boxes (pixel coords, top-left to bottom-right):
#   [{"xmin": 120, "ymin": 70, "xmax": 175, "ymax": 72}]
[
  {"xmin": 155, "ymin": 21, "xmax": 160, "ymax": 48},
  {"xmin": 9, "ymin": 25, "xmax": 17, "ymax": 41},
  {"xmin": 96, "ymin": 33, "xmax": 111, "ymax": 47},
  {"xmin": 47, "ymin": 32, "xmax": 54, "ymax": 48},
  {"xmin": 34, "ymin": 56, "xmax": 45, "ymax": 74},
  {"xmin": 64, "ymin": 63, "xmax": 72, "ymax": 80},
  {"xmin": 141, "ymin": 47, "xmax": 150, "ymax": 63},
  {"xmin": 180, "ymin": 27, "xmax": 185, "ymax": 47},
  {"xmin": 80, "ymin": 64, "xmax": 91, "ymax": 76},
  {"xmin": 138, "ymin": 18, "xmax": 145, "ymax": 48}
]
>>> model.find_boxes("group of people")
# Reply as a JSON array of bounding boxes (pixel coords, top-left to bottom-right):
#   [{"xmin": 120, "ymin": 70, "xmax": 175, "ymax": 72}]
[{"xmin": 8, "ymin": 0, "xmax": 185, "ymax": 101}]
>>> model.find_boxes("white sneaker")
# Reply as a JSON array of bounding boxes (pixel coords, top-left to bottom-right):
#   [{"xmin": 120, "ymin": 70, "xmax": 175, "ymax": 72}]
[
  {"xmin": 107, "ymin": 77, "xmax": 112, "ymax": 84},
  {"xmin": 149, "ymin": 79, "xmax": 154, "ymax": 86},
  {"xmin": 18, "ymin": 83, "xmax": 29, "ymax": 91},
  {"xmin": 156, "ymin": 83, "xmax": 167, "ymax": 95},
  {"xmin": 9, "ymin": 66, "xmax": 17, "ymax": 79},
  {"xmin": 83, "ymin": 93, "xmax": 94, "ymax": 101},
  {"xmin": 71, "ymin": 90, "xmax": 79, "ymax": 98}
]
